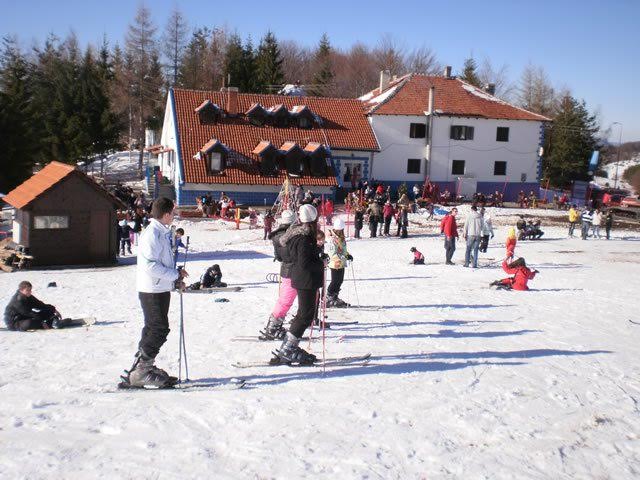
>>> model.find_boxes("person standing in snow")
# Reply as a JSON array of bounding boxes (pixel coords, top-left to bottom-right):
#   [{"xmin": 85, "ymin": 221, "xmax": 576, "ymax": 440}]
[
  {"xmin": 463, "ymin": 206, "xmax": 483, "ymax": 268},
  {"xmin": 263, "ymin": 211, "xmax": 275, "ymax": 240},
  {"xmin": 326, "ymin": 219, "xmax": 353, "ymax": 308},
  {"xmin": 122, "ymin": 197, "xmax": 189, "ymax": 388},
  {"xmin": 366, "ymin": 201, "xmax": 381, "ymax": 238},
  {"xmin": 568, "ymin": 205, "xmax": 580, "ymax": 237},
  {"xmin": 354, "ymin": 204, "xmax": 364, "ymax": 239},
  {"xmin": 271, "ymin": 204, "xmax": 324, "ymax": 364},
  {"xmin": 605, "ymin": 210, "xmax": 614, "ymax": 240},
  {"xmin": 382, "ymin": 200, "xmax": 394, "ymax": 236},
  {"xmin": 505, "ymin": 227, "xmax": 517, "ymax": 261},
  {"xmin": 581, "ymin": 207, "xmax": 593, "ymax": 240},
  {"xmin": 259, "ymin": 210, "xmax": 296, "ymax": 340},
  {"xmin": 440, "ymin": 208, "xmax": 458, "ymax": 265},
  {"xmin": 118, "ymin": 213, "xmax": 134, "ymax": 255},
  {"xmin": 479, "ymin": 207, "xmax": 494, "ymax": 253},
  {"xmin": 591, "ymin": 208, "xmax": 602, "ymax": 239}
]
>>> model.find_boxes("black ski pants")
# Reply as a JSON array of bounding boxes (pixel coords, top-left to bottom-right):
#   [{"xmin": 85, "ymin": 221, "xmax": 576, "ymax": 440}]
[
  {"xmin": 383, "ymin": 216, "xmax": 392, "ymax": 235},
  {"xmin": 479, "ymin": 235, "xmax": 490, "ymax": 253},
  {"xmin": 5, "ymin": 306, "xmax": 56, "ymax": 331},
  {"xmin": 289, "ymin": 288, "xmax": 318, "ymax": 338},
  {"xmin": 120, "ymin": 238, "xmax": 132, "ymax": 254},
  {"xmin": 369, "ymin": 220, "xmax": 378, "ymax": 238},
  {"xmin": 138, "ymin": 292, "xmax": 171, "ymax": 358},
  {"xmin": 444, "ymin": 236, "xmax": 456, "ymax": 263},
  {"xmin": 327, "ymin": 267, "xmax": 345, "ymax": 298}
]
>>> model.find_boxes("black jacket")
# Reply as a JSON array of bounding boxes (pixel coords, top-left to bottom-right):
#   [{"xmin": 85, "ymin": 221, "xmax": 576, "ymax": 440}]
[
  {"xmin": 280, "ymin": 224, "xmax": 324, "ymax": 290},
  {"xmin": 4, "ymin": 291, "xmax": 52, "ymax": 329},
  {"xmin": 269, "ymin": 224, "xmax": 294, "ymax": 278}
]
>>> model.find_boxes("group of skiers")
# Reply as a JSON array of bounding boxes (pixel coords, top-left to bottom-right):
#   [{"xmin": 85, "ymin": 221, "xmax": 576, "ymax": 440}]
[{"xmin": 439, "ymin": 206, "xmax": 495, "ymax": 268}]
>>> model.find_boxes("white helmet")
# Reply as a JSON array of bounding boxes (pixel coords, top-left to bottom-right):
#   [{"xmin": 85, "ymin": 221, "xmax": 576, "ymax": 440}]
[
  {"xmin": 280, "ymin": 210, "xmax": 296, "ymax": 225},
  {"xmin": 332, "ymin": 218, "xmax": 345, "ymax": 230},
  {"xmin": 298, "ymin": 204, "xmax": 318, "ymax": 223}
]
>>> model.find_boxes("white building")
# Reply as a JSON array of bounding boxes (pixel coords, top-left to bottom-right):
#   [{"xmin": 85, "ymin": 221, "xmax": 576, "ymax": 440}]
[{"xmin": 359, "ymin": 69, "xmax": 550, "ymax": 200}]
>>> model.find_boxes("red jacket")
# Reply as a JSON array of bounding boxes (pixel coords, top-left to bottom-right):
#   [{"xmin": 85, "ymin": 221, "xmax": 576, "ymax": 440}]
[
  {"xmin": 501, "ymin": 260, "xmax": 536, "ymax": 291},
  {"xmin": 506, "ymin": 237, "xmax": 516, "ymax": 258},
  {"xmin": 383, "ymin": 204, "xmax": 394, "ymax": 217},
  {"xmin": 324, "ymin": 201, "xmax": 334, "ymax": 215},
  {"xmin": 440, "ymin": 214, "xmax": 458, "ymax": 238},
  {"xmin": 413, "ymin": 250, "xmax": 424, "ymax": 261}
]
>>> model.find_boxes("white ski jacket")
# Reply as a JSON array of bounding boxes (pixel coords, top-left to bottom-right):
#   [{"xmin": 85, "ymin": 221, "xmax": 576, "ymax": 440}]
[
  {"xmin": 136, "ymin": 219, "xmax": 180, "ymax": 293},
  {"xmin": 463, "ymin": 211, "xmax": 483, "ymax": 238}
]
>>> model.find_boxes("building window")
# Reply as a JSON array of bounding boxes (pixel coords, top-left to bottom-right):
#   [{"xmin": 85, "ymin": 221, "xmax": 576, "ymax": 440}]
[
  {"xmin": 407, "ymin": 158, "xmax": 421, "ymax": 174},
  {"xmin": 34, "ymin": 215, "xmax": 69, "ymax": 229},
  {"xmin": 450, "ymin": 125, "xmax": 474, "ymax": 140},
  {"xmin": 494, "ymin": 161, "xmax": 507, "ymax": 176},
  {"xmin": 208, "ymin": 152, "xmax": 224, "ymax": 173},
  {"xmin": 496, "ymin": 127, "xmax": 509, "ymax": 142},
  {"xmin": 409, "ymin": 123, "xmax": 426, "ymax": 138},
  {"xmin": 298, "ymin": 116, "xmax": 311, "ymax": 129},
  {"xmin": 451, "ymin": 160, "xmax": 465, "ymax": 175}
]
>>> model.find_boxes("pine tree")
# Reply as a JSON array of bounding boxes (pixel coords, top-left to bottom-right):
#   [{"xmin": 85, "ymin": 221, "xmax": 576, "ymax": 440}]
[
  {"xmin": 0, "ymin": 36, "xmax": 39, "ymax": 192},
  {"xmin": 544, "ymin": 95, "xmax": 600, "ymax": 187},
  {"xmin": 179, "ymin": 28, "xmax": 209, "ymax": 89},
  {"xmin": 312, "ymin": 33, "xmax": 334, "ymax": 96},
  {"xmin": 460, "ymin": 57, "xmax": 481, "ymax": 87},
  {"xmin": 240, "ymin": 36, "xmax": 256, "ymax": 93},
  {"xmin": 255, "ymin": 31, "xmax": 284, "ymax": 93},
  {"xmin": 224, "ymin": 33, "xmax": 245, "ymax": 90}
]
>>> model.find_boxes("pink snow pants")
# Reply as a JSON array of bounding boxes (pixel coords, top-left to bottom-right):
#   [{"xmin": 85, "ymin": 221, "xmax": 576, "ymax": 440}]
[{"xmin": 271, "ymin": 277, "xmax": 297, "ymax": 319}]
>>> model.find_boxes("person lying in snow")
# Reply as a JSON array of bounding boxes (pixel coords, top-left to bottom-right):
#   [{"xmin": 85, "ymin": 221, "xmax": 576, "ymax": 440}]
[
  {"xmin": 4, "ymin": 281, "xmax": 64, "ymax": 331},
  {"xmin": 410, "ymin": 247, "xmax": 425, "ymax": 265},
  {"xmin": 490, "ymin": 258, "xmax": 538, "ymax": 291},
  {"xmin": 188, "ymin": 264, "xmax": 227, "ymax": 290}
]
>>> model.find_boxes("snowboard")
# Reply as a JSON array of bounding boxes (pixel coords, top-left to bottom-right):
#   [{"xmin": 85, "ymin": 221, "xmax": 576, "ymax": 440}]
[
  {"xmin": 185, "ymin": 286, "xmax": 242, "ymax": 293},
  {"xmin": 9, "ymin": 317, "xmax": 97, "ymax": 332},
  {"xmin": 233, "ymin": 353, "xmax": 371, "ymax": 368}
]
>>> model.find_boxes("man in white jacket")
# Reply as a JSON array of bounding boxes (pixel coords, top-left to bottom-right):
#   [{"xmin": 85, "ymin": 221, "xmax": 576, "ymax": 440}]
[
  {"xmin": 122, "ymin": 197, "xmax": 188, "ymax": 388},
  {"xmin": 463, "ymin": 205, "xmax": 483, "ymax": 268}
]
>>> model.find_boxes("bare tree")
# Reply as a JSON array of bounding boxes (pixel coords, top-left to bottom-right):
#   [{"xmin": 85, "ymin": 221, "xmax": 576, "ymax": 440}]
[
  {"xmin": 279, "ymin": 39, "xmax": 313, "ymax": 85},
  {"xmin": 162, "ymin": 8, "xmax": 188, "ymax": 87},
  {"xmin": 517, "ymin": 64, "xmax": 556, "ymax": 117},
  {"xmin": 373, "ymin": 33, "xmax": 406, "ymax": 77},
  {"xmin": 478, "ymin": 58, "xmax": 515, "ymax": 100},
  {"xmin": 125, "ymin": 4, "xmax": 161, "ymax": 175},
  {"xmin": 405, "ymin": 45, "xmax": 440, "ymax": 75}
]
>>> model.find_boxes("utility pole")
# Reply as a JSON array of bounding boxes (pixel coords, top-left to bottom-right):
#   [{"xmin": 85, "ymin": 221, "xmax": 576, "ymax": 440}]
[{"xmin": 612, "ymin": 122, "xmax": 623, "ymax": 189}]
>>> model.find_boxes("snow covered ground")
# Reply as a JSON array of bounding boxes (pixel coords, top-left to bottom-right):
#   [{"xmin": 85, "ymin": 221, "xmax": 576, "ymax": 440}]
[{"xmin": 1, "ymin": 212, "xmax": 640, "ymax": 479}]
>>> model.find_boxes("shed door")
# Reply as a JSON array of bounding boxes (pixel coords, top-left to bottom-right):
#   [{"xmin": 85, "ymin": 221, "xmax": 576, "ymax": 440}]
[{"xmin": 89, "ymin": 211, "xmax": 109, "ymax": 261}]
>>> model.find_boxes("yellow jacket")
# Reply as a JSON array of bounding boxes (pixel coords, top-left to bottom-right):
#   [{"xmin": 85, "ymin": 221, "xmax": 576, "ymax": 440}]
[{"xmin": 568, "ymin": 208, "xmax": 579, "ymax": 222}]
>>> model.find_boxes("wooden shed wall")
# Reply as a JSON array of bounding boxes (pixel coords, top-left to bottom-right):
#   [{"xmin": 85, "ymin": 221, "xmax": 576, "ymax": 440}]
[{"xmin": 25, "ymin": 175, "xmax": 118, "ymax": 266}]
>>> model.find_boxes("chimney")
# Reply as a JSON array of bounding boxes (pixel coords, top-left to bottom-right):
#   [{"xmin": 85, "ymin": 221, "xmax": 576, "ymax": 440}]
[
  {"xmin": 427, "ymin": 86, "xmax": 435, "ymax": 115},
  {"xmin": 226, "ymin": 86, "xmax": 239, "ymax": 116},
  {"xmin": 379, "ymin": 70, "xmax": 391, "ymax": 93},
  {"xmin": 485, "ymin": 83, "xmax": 496, "ymax": 95},
  {"xmin": 444, "ymin": 65, "xmax": 452, "ymax": 78}
]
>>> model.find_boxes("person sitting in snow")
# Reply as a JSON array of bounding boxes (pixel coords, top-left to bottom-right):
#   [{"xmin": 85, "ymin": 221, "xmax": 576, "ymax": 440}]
[
  {"xmin": 4, "ymin": 281, "xmax": 64, "ymax": 331},
  {"xmin": 410, "ymin": 247, "xmax": 425, "ymax": 265},
  {"xmin": 188, "ymin": 264, "xmax": 227, "ymax": 289},
  {"xmin": 490, "ymin": 258, "xmax": 538, "ymax": 291}
]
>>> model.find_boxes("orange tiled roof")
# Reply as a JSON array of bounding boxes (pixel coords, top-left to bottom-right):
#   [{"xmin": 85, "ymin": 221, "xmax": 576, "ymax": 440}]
[
  {"xmin": 172, "ymin": 88, "xmax": 379, "ymax": 187},
  {"xmin": 3, "ymin": 161, "xmax": 124, "ymax": 209},
  {"xmin": 361, "ymin": 74, "xmax": 550, "ymax": 121}
]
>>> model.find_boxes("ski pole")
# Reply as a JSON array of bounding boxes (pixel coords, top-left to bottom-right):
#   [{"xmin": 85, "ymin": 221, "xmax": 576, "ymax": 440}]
[
  {"xmin": 178, "ymin": 237, "xmax": 190, "ymax": 382},
  {"xmin": 321, "ymin": 263, "xmax": 328, "ymax": 374},
  {"xmin": 350, "ymin": 261, "xmax": 360, "ymax": 307}
]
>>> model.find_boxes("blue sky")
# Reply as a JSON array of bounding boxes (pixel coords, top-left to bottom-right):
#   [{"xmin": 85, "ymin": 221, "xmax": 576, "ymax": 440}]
[{"xmin": 2, "ymin": 0, "xmax": 639, "ymax": 141}]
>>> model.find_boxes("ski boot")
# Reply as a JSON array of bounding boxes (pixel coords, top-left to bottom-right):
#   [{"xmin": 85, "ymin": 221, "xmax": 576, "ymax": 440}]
[
  {"xmin": 270, "ymin": 332, "xmax": 317, "ymax": 365},
  {"xmin": 119, "ymin": 350, "xmax": 177, "ymax": 389},
  {"xmin": 326, "ymin": 295, "xmax": 350, "ymax": 308},
  {"xmin": 259, "ymin": 315, "xmax": 287, "ymax": 341},
  {"xmin": 312, "ymin": 316, "xmax": 331, "ymax": 329}
]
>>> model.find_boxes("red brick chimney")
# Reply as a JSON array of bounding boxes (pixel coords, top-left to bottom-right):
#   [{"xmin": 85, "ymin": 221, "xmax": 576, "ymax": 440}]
[{"xmin": 226, "ymin": 87, "xmax": 239, "ymax": 116}]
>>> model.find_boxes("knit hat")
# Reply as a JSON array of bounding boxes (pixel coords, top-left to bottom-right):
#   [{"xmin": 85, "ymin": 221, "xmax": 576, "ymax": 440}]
[
  {"xmin": 298, "ymin": 204, "xmax": 318, "ymax": 223},
  {"xmin": 280, "ymin": 210, "xmax": 296, "ymax": 225},
  {"xmin": 332, "ymin": 218, "xmax": 345, "ymax": 230}
]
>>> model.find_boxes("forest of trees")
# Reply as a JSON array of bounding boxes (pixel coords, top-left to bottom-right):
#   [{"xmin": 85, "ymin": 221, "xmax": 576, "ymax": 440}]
[{"xmin": 0, "ymin": 5, "xmax": 610, "ymax": 192}]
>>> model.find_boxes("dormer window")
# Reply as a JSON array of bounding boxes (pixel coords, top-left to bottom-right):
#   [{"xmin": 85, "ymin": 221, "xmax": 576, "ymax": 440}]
[
  {"xmin": 253, "ymin": 141, "xmax": 279, "ymax": 177},
  {"xmin": 291, "ymin": 105, "xmax": 314, "ymax": 129},
  {"xmin": 269, "ymin": 104, "xmax": 290, "ymax": 128},
  {"xmin": 195, "ymin": 100, "xmax": 221, "ymax": 124},
  {"xmin": 280, "ymin": 142, "xmax": 305, "ymax": 177},
  {"xmin": 246, "ymin": 103, "xmax": 268, "ymax": 127},
  {"xmin": 199, "ymin": 138, "xmax": 229, "ymax": 175},
  {"xmin": 304, "ymin": 142, "xmax": 328, "ymax": 177}
]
